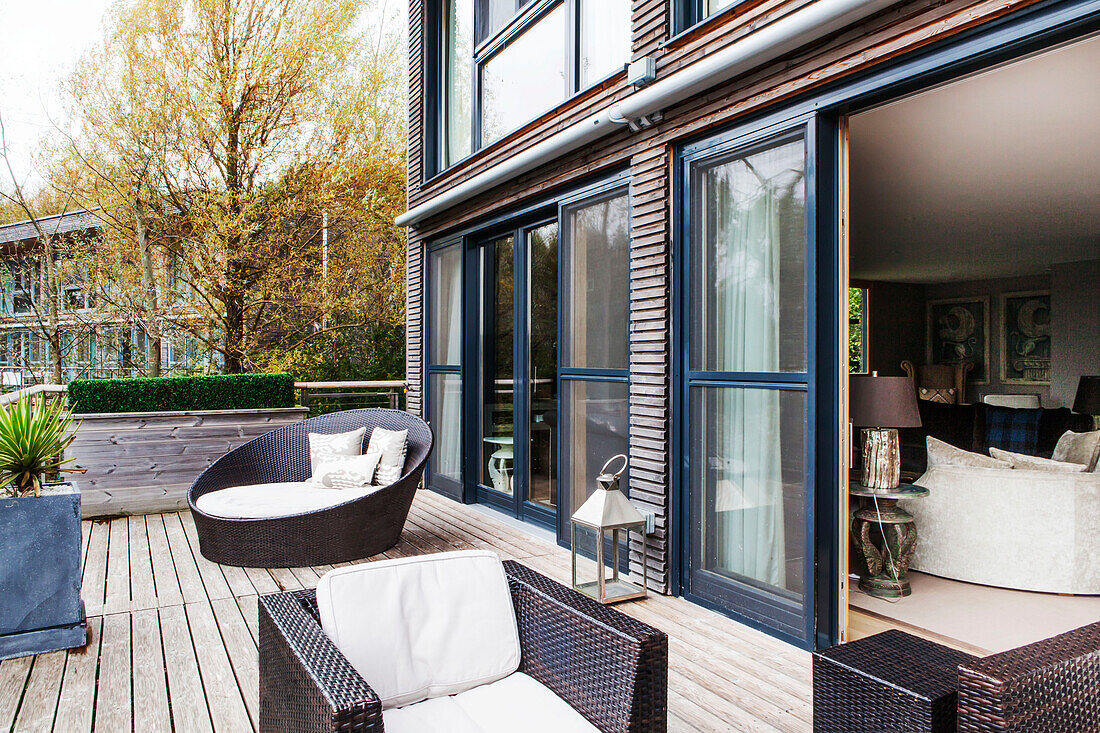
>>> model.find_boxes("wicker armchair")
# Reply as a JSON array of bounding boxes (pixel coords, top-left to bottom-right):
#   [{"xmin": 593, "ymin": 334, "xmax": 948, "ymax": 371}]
[
  {"xmin": 188, "ymin": 408, "xmax": 432, "ymax": 567},
  {"xmin": 957, "ymin": 621, "xmax": 1100, "ymax": 732},
  {"xmin": 258, "ymin": 559, "xmax": 669, "ymax": 732}
]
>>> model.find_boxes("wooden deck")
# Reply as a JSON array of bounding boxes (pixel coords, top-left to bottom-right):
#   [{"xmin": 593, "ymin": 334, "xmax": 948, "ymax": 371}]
[{"xmin": 0, "ymin": 490, "xmax": 811, "ymax": 732}]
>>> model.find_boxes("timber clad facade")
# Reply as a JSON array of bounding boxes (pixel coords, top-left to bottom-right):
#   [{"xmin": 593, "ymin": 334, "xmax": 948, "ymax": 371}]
[{"xmin": 404, "ymin": 0, "xmax": 1095, "ymax": 648}]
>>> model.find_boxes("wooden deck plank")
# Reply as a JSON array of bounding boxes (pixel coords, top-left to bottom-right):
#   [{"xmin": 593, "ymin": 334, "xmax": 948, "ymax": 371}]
[
  {"xmin": 0, "ymin": 656, "xmax": 32, "ymax": 731},
  {"xmin": 17, "ymin": 494, "xmax": 814, "ymax": 732},
  {"xmin": 185, "ymin": 602, "xmax": 253, "ymax": 733},
  {"xmin": 163, "ymin": 512, "xmax": 209, "ymax": 604},
  {"xmin": 94, "ymin": 612, "xmax": 132, "ymax": 733},
  {"xmin": 179, "ymin": 512, "xmax": 234, "ymax": 601},
  {"xmin": 241, "ymin": 566, "xmax": 279, "ymax": 596},
  {"xmin": 12, "ymin": 651, "xmax": 64, "ymax": 733},
  {"xmin": 211, "ymin": 597, "xmax": 261, "ymax": 727},
  {"xmin": 80, "ymin": 519, "xmax": 92, "ymax": 573},
  {"xmin": 81, "ymin": 519, "xmax": 109, "ymax": 617},
  {"xmin": 146, "ymin": 512, "xmax": 185, "ymax": 607},
  {"xmin": 160, "ymin": 604, "xmax": 214, "ymax": 733},
  {"xmin": 129, "ymin": 515, "xmax": 159, "ymax": 611},
  {"xmin": 52, "ymin": 616, "xmax": 102, "ymax": 732},
  {"xmin": 104, "ymin": 516, "xmax": 132, "ymax": 615},
  {"xmin": 132, "ymin": 608, "xmax": 172, "ymax": 732}
]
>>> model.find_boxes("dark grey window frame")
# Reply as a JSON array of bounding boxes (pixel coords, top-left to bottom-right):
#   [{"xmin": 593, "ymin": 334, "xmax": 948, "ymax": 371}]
[
  {"xmin": 672, "ymin": 0, "xmax": 751, "ymax": 37},
  {"xmin": 425, "ymin": 0, "xmax": 628, "ymax": 180}
]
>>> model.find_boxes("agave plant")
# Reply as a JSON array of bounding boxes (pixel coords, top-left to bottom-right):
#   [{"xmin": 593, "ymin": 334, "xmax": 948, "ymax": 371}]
[{"xmin": 0, "ymin": 394, "xmax": 79, "ymax": 498}]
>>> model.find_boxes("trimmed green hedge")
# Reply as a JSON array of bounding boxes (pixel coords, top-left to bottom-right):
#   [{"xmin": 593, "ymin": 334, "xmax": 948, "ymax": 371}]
[{"xmin": 67, "ymin": 373, "xmax": 296, "ymax": 414}]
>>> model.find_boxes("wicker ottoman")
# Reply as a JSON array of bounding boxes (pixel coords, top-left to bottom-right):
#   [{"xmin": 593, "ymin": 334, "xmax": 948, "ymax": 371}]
[{"xmin": 813, "ymin": 629, "xmax": 977, "ymax": 732}]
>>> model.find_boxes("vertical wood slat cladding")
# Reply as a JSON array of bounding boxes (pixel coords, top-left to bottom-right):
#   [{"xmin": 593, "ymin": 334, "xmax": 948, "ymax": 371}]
[
  {"xmin": 406, "ymin": 0, "xmax": 426, "ymax": 418},
  {"xmin": 628, "ymin": 142, "xmax": 671, "ymax": 593}
]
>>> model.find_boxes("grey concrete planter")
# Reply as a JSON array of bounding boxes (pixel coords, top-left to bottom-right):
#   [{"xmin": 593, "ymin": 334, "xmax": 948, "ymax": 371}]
[{"xmin": 0, "ymin": 482, "xmax": 86, "ymax": 660}]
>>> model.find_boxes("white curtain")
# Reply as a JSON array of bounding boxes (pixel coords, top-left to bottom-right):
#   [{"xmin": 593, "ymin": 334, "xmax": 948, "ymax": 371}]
[
  {"xmin": 708, "ymin": 148, "xmax": 802, "ymax": 591},
  {"xmin": 434, "ymin": 248, "xmax": 464, "ymax": 482}
]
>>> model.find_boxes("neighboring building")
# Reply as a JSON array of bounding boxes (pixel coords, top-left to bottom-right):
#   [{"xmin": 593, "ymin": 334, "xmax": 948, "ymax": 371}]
[
  {"xmin": 0, "ymin": 210, "xmax": 208, "ymax": 385},
  {"xmin": 403, "ymin": 0, "xmax": 1100, "ymax": 651}
]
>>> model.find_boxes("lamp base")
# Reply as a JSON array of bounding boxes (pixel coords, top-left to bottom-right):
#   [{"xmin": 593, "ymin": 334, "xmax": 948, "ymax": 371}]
[{"xmin": 861, "ymin": 428, "xmax": 901, "ymax": 490}]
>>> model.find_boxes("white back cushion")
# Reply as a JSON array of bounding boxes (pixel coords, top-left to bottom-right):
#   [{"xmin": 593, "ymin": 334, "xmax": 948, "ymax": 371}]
[
  {"xmin": 1052, "ymin": 430, "xmax": 1100, "ymax": 472},
  {"xmin": 308, "ymin": 427, "xmax": 366, "ymax": 470},
  {"xmin": 316, "ymin": 551, "xmax": 520, "ymax": 709},
  {"xmin": 368, "ymin": 427, "xmax": 409, "ymax": 485},
  {"xmin": 982, "ymin": 393, "xmax": 1041, "ymax": 409},
  {"xmin": 311, "ymin": 453, "xmax": 384, "ymax": 489}
]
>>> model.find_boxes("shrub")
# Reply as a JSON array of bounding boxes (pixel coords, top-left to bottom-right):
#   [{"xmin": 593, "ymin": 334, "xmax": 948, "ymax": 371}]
[
  {"xmin": 67, "ymin": 373, "xmax": 296, "ymax": 414},
  {"xmin": 0, "ymin": 395, "xmax": 77, "ymax": 497}
]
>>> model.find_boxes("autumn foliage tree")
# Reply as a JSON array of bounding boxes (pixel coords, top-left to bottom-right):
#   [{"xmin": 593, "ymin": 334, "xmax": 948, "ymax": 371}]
[{"xmin": 63, "ymin": 0, "xmax": 407, "ymax": 375}]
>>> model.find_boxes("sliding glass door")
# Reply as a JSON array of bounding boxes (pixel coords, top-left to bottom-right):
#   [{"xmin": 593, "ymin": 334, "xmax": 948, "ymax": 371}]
[
  {"xmin": 475, "ymin": 222, "xmax": 560, "ymax": 526},
  {"xmin": 426, "ymin": 242, "xmax": 465, "ymax": 500},
  {"xmin": 681, "ymin": 124, "xmax": 814, "ymax": 644}
]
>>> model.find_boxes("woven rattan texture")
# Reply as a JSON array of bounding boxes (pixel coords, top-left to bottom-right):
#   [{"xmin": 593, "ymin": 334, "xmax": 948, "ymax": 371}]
[
  {"xmin": 502, "ymin": 560, "xmax": 668, "ymax": 733},
  {"xmin": 813, "ymin": 630, "xmax": 976, "ymax": 732},
  {"xmin": 188, "ymin": 409, "xmax": 433, "ymax": 567},
  {"xmin": 258, "ymin": 562, "xmax": 668, "ymax": 732},
  {"xmin": 958, "ymin": 621, "xmax": 1100, "ymax": 733},
  {"xmin": 259, "ymin": 590, "xmax": 384, "ymax": 732}
]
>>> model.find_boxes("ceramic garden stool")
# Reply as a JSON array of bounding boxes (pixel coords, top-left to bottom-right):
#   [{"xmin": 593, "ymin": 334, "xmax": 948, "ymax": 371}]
[{"xmin": 813, "ymin": 630, "xmax": 977, "ymax": 733}]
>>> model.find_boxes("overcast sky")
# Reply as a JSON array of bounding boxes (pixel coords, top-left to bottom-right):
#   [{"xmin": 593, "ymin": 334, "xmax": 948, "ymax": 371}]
[{"xmin": 0, "ymin": 0, "xmax": 404, "ymax": 193}]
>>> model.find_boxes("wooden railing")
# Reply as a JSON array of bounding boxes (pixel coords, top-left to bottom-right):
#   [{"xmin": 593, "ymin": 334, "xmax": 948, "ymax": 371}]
[
  {"xmin": 295, "ymin": 380, "xmax": 407, "ymax": 416},
  {"xmin": 0, "ymin": 384, "xmax": 68, "ymax": 406}
]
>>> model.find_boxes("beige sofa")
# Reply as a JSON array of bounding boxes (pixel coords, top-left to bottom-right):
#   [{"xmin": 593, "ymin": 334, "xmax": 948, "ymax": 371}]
[{"xmin": 903, "ymin": 464, "xmax": 1100, "ymax": 594}]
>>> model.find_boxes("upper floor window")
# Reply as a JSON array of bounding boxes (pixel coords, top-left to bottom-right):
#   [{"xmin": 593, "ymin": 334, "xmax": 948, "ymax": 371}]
[
  {"xmin": 437, "ymin": 0, "xmax": 631, "ymax": 172},
  {"xmin": 678, "ymin": 0, "xmax": 741, "ymax": 31}
]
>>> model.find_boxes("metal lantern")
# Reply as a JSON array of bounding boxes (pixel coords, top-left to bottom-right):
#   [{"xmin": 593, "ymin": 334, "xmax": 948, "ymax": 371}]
[{"xmin": 570, "ymin": 454, "xmax": 648, "ymax": 604}]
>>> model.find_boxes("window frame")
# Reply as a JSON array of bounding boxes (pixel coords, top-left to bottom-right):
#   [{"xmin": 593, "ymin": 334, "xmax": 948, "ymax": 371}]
[
  {"xmin": 673, "ymin": 0, "xmax": 752, "ymax": 36},
  {"xmin": 427, "ymin": 0, "xmax": 630, "ymax": 178}
]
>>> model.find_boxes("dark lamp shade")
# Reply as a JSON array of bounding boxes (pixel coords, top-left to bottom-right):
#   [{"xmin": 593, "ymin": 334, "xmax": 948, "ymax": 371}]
[
  {"xmin": 850, "ymin": 375, "xmax": 922, "ymax": 428},
  {"xmin": 1073, "ymin": 376, "xmax": 1100, "ymax": 414}
]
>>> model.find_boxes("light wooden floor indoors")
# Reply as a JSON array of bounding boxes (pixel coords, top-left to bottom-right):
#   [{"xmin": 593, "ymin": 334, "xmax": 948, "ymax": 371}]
[{"xmin": 0, "ymin": 489, "xmax": 811, "ymax": 733}]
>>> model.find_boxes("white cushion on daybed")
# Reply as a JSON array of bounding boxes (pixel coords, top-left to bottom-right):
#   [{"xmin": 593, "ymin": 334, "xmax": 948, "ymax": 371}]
[
  {"xmin": 194, "ymin": 481, "xmax": 386, "ymax": 519},
  {"xmin": 383, "ymin": 672, "xmax": 598, "ymax": 733},
  {"xmin": 315, "ymin": 551, "xmax": 521, "ymax": 710}
]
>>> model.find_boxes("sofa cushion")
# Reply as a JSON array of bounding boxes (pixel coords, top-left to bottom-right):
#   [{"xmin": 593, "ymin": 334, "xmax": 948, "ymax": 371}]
[
  {"xmin": 453, "ymin": 672, "xmax": 599, "ymax": 733},
  {"xmin": 927, "ymin": 437, "xmax": 1011, "ymax": 470},
  {"xmin": 316, "ymin": 551, "xmax": 520, "ymax": 709},
  {"xmin": 382, "ymin": 696, "xmax": 483, "ymax": 733},
  {"xmin": 311, "ymin": 452, "xmax": 384, "ymax": 490},
  {"xmin": 367, "ymin": 427, "xmax": 408, "ymax": 485},
  {"xmin": 194, "ymin": 481, "xmax": 385, "ymax": 519},
  {"xmin": 382, "ymin": 673, "xmax": 598, "ymax": 733},
  {"xmin": 1052, "ymin": 430, "xmax": 1100, "ymax": 472},
  {"xmin": 983, "ymin": 406, "xmax": 1042, "ymax": 454},
  {"xmin": 308, "ymin": 427, "xmax": 366, "ymax": 469},
  {"xmin": 989, "ymin": 448, "xmax": 1087, "ymax": 473}
]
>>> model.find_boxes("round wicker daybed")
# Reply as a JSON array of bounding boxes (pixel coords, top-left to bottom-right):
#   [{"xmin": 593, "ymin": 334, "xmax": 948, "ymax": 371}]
[{"xmin": 188, "ymin": 408, "xmax": 433, "ymax": 567}]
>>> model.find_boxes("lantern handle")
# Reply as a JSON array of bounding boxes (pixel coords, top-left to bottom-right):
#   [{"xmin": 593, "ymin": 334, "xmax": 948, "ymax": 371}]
[{"xmin": 599, "ymin": 454, "xmax": 629, "ymax": 480}]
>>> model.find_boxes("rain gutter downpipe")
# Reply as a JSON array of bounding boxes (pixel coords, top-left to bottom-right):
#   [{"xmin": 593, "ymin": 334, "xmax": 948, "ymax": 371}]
[{"xmin": 395, "ymin": 0, "xmax": 897, "ymax": 227}]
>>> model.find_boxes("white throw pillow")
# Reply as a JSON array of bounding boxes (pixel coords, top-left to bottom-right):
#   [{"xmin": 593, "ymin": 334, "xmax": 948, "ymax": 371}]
[
  {"xmin": 368, "ymin": 427, "xmax": 408, "ymax": 485},
  {"xmin": 989, "ymin": 447, "xmax": 1088, "ymax": 473},
  {"xmin": 926, "ymin": 436, "xmax": 1011, "ymax": 470},
  {"xmin": 312, "ymin": 452, "xmax": 385, "ymax": 490},
  {"xmin": 316, "ymin": 551, "xmax": 520, "ymax": 710},
  {"xmin": 1051, "ymin": 430, "xmax": 1100, "ymax": 472},
  {"xmin": 309, "ymin": 427, "xmax": 366, "ymax": 470}
]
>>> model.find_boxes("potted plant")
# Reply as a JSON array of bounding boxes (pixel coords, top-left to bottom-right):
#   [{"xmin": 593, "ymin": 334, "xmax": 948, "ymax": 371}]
[{"xmin": 0, "ymin": 394, "xmax": 86, "ymax": 660}]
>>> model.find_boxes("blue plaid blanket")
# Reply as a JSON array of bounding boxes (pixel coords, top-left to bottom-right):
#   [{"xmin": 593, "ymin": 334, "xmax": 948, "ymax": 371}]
[{"xmin": 984, "ymin": 406, "xmax": 1042, "ymax": 454}]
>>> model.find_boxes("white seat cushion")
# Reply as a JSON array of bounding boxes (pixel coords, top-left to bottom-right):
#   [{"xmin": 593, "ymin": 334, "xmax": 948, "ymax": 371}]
[
  {"xmin": 382, "ymin": 696, "xmax": 482, "ymax": 733},
  {"xmin": 316, "ymin": 551, "xmax": 520, "ymax": 709},
  {"xmin": 383, "ymin": 673, "xmax": 598, "ymax": 733},
  {"xmin": 194, "ymin": 481, "xmax": 384, "ymax": 519}
]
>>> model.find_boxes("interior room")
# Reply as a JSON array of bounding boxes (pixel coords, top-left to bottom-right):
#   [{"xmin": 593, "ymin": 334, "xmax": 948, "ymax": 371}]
[{"xmin": 845, "ymin": 33, "xmax": 1100, "ymax": 655}]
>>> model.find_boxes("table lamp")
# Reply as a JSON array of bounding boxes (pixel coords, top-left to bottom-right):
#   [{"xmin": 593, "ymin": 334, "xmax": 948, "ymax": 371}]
[
  {"xmin": 1073, "ymin": 376, "xmax": 1100, "ymax": 429},
  {"xmin": 850, "ymin": 372, "xmax": 922, "ymax": 490}
]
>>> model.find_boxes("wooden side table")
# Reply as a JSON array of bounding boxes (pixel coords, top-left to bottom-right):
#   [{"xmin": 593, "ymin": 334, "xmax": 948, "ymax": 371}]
[{"xmin": 850, "ymin": 483, "xmax": 928, "ymax": 598}]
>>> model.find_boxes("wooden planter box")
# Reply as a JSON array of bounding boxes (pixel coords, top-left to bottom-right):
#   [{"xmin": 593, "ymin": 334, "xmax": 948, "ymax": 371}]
[{"xmin": 68, "ymin": 407, "xmax": 309, "ymax": 517}]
